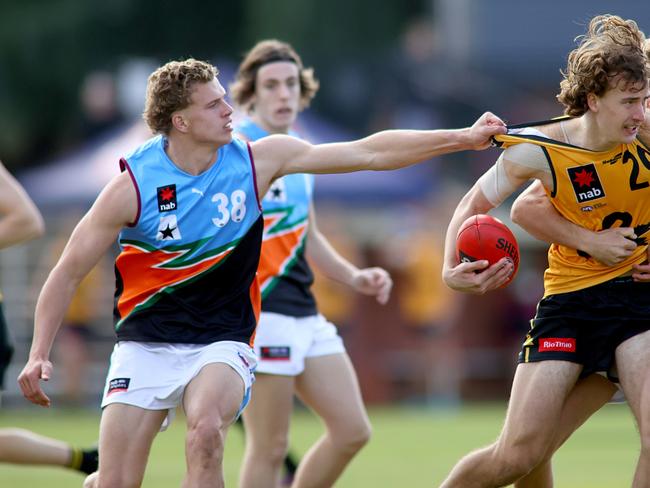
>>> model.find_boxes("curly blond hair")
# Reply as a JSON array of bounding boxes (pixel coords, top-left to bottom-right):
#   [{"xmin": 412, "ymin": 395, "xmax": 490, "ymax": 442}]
[
  {"xmin": 558, "ymin": 15, "xmax": 649, "ymax": 116},
  {"xmin": 143, "ymin": 59, "xmax": 218, "ymax": 134},
  {"xmin": 230, "ymin": 39, "xmax": 319, "ymax": 113}
]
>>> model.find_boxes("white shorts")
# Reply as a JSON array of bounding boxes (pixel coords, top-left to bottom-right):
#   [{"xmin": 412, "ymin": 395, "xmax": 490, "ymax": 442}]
[
  {"xmin": 101, "ymin": 341, "xmax": 257, "ymax": 430},
  {"xmin": 254, "ymin": 312, "xmax": 345, "ymax": 376}
]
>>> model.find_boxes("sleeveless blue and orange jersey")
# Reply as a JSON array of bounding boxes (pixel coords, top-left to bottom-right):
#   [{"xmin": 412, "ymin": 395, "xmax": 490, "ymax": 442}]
[
  {"xmin": 237, "ymin": 119, "xmax": 317, "ymax": 317},
  {"xmin": 494, "ymin": 120, "xmax": 650, "ymax": 296},
  {"xmin": 114, "ymin": 135, "xmax": 263, "ymax": 344}
]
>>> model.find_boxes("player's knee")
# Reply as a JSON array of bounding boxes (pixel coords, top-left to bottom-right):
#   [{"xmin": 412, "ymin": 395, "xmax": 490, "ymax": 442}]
[
  {"xmin": 354, "ymin": 420, "xmax": 373, "ymax": 448},
  {"xmin": 245, "ymin": 426, "xmax": 291, "ymax": 467},
  {"xmin": 186, "ymin": 418, "xmax": 226, "ymax": 462},
  {"xmin": 496, "ymin": 445, "xmax": 545, "ymax": 481},
  {"xmin": 262, "ymin": 433, "xmax": 291, "ymax": 466},
  {"xmin": 333, "ymin": 419, "xmax": 372, "ymax": 455},
  {"xmin": 638, "ymin": 430, "xmax": 650, "ymax": 455}
]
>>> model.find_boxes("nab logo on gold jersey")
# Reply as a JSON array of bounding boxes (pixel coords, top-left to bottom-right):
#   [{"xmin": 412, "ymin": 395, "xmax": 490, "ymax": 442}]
[{"xmin": 567, "ymin": 164, "xmax": 605, "ymax": 203}]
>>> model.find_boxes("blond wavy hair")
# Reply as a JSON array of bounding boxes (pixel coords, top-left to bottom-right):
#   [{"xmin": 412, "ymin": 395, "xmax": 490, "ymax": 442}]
[
  {"xmin": 143, "ymin": 59, "xmax": 218, "ymax": 134},
  {"xmin": 230, "ymin": 39, "xmax": 319, "ymax": 113},
  {"xmin": 558, "ymin": 14, "xmax": 649, "ymax": 116}
]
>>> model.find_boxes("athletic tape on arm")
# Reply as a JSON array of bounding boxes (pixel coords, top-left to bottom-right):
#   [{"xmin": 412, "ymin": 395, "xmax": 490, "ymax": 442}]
[{"xmin": 478, "ymin": 143, "xmax": 550, "ymax": 206}]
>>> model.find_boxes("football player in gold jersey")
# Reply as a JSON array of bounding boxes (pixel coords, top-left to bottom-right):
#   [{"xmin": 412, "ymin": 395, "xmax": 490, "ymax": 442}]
[
  {"xmin": 505, "ymin": 38, "xmax": 650, "ymax": 488},
  {"xmin": 440, "ymin": 14, "xmax": 650, "ymax": 488}
]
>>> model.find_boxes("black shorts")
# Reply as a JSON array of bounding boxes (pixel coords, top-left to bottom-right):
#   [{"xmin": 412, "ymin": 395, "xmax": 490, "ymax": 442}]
[
  {"xmin": 0, "ymin": 302, "xmax": 14, "ymax": 390},
  {"xmin": 518, "ymin": 277, "xmax": 650, "ymax": 381}
]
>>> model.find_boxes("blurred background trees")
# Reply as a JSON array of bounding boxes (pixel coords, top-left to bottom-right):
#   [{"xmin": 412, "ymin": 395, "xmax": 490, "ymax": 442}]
[{"xmin": 0, "ymin": 0, "xmax": 426, "ymax": 171}]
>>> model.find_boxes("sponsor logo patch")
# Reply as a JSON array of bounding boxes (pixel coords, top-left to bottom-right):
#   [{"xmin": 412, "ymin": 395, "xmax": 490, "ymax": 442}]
[
  {"xmin": 107, "ymin": 377, "xmax": 130, "ymax": 396},
  {"xmin": 538, "ymin": 337, "xmax": 576, "ymax": 353},
  {"xmin": 602, "ymin": 153, "xmax": 623, "ymax": 165},
  {"xmin": 260, "ymin": 346, "xmax": 291, "ymax": 360},
  {"xmin": 157, "ymin": 184, "xmax": 177, "ymax": 212},
  {"xmin": 567, "ymin": 164, "xmax": 605, "ymax": 203},
  {"xmin": 496, "ymin": 237, "xmax": 519, "ymax": 266},
  {"xmin": 157, "ymin": 214, "xmax": 182, "ymax": 241}
]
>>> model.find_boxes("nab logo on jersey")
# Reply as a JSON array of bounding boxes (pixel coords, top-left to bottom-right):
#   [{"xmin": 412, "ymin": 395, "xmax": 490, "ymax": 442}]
[
  {"xmin": 567, "ymin": 164, "xmax": 605, "ymax": 203},
  {"xmin": 157, "ymin": 184, "xmax": 177, "ymax": 212}
]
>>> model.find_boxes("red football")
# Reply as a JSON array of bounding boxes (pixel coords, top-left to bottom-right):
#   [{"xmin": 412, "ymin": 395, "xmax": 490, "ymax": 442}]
[{"xmin": 456, "ymin": 214, "xmax": 520, "ymax": 286}]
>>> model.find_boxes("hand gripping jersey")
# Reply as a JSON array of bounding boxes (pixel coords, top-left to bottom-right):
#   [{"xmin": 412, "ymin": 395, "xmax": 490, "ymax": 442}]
[
  {"xmin": 494, "ymin": 120, "xmax": 650, "ymax": 296},
  {"xmin": 237, "ymin": 119, "xmax": 317, "ymax": 317},
  {"xmin": 114, "ymin": 135, "xmax": 263, "ymax": 344}
]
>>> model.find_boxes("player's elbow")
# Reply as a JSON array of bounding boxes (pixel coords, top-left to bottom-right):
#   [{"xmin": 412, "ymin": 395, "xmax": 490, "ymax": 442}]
[
  {"xmin": 510, "ymin": 193, "xmax": 541, "ymax": 227},
  {"xmin": 510, "ymin": 199, "xmax": 526, "ymax": 227},
  {"xmin": 5, "ymin": 211, "xmax": 45, "ymax": 245},
  {"xmin": 30, "ymin": 214, "xmax": 46, "ymax": 239},
  {"xmin": 21, "ymin": 211, "xmax": 46, "ymax": 240}
]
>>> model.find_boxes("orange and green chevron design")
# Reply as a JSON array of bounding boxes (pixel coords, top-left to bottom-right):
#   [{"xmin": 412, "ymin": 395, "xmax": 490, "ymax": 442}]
[
  {"xmin": 258, "ymin": 207, "xmax": 309, "ymax": 298},
  {"xmin": 115, "ymin": 237, "xmax": 241, "ymax": 329}
]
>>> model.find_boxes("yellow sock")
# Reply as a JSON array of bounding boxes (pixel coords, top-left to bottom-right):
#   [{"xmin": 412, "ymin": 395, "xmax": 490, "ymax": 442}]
[{"xmin": 68, "ymin": 446, "xmax": 83, "ymax": 470}]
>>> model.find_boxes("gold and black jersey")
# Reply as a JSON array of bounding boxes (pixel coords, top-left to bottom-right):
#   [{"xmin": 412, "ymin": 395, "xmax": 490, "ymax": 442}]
[{"xmin": 494, "ymin": 121, "xmax": 650, "ymax": 296}]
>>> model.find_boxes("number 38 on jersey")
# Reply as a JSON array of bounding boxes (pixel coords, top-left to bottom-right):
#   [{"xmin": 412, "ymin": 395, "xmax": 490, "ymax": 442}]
[{"xmin": 211, "ymin": 190, "xmax": 247, "ymax": 227}]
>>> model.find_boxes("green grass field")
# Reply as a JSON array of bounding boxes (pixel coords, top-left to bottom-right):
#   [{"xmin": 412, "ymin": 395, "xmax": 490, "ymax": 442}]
[{"xmin": 0, "ymin": 402, "xmax": 638, "ymax": 487}]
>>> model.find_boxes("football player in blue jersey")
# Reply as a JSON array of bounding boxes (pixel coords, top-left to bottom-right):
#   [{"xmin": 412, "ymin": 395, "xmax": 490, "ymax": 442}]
[
  {"xmin": 18, "ymin": 58, "xmax": 504, "ymax": 488},
  {"xmin": 232, "ymin": 40, "xmax": 392, "ymax": 488}
]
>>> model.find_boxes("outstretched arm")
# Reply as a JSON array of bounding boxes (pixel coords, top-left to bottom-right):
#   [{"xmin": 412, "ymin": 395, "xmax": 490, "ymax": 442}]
[
  {"xmin": 511, "ymin": 181, "xmax": 637, "ymax": 266},
  {"xmin": 306, "ymin": 206, "xmax": 392, "ymax": 304},
  {"xmin": 18, "ymin": 172, "xmax": 137, "ymax": 407},
  {"xmin": 0, "ymin": 161, "xmax": 44, "ymax": 248},
  {"xmin": 252, "ymin": 112, "xmax": 506, "ymax": 195}
]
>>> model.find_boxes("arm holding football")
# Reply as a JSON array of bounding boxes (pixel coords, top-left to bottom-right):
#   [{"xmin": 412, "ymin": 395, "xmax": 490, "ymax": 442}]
[
  {"xmin": 441, "ymin": 184, "xmax": 514, "ymax": 294},
  {"xmin": 442, "ymin": 152, "xmax": 539, "ymax": 294},
  {"xmin": 456, "ymin": 214, "xmax": 520, "ymax": 288}
]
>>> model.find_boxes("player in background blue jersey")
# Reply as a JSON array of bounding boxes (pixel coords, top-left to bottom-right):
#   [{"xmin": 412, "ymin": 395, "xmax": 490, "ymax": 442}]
[
  {"xmin": 18, "ymin": 58, "xmax": 505, "ymax": 488},
  {"xmin": 232, "ymin": 40, "xmax": 392, "ymax": 488}
]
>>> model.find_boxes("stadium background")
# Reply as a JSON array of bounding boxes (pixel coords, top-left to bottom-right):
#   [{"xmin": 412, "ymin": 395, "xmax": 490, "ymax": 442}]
[{"xmin": 0, "ymin": 1, "xmax": 648, "ymax": 485}]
